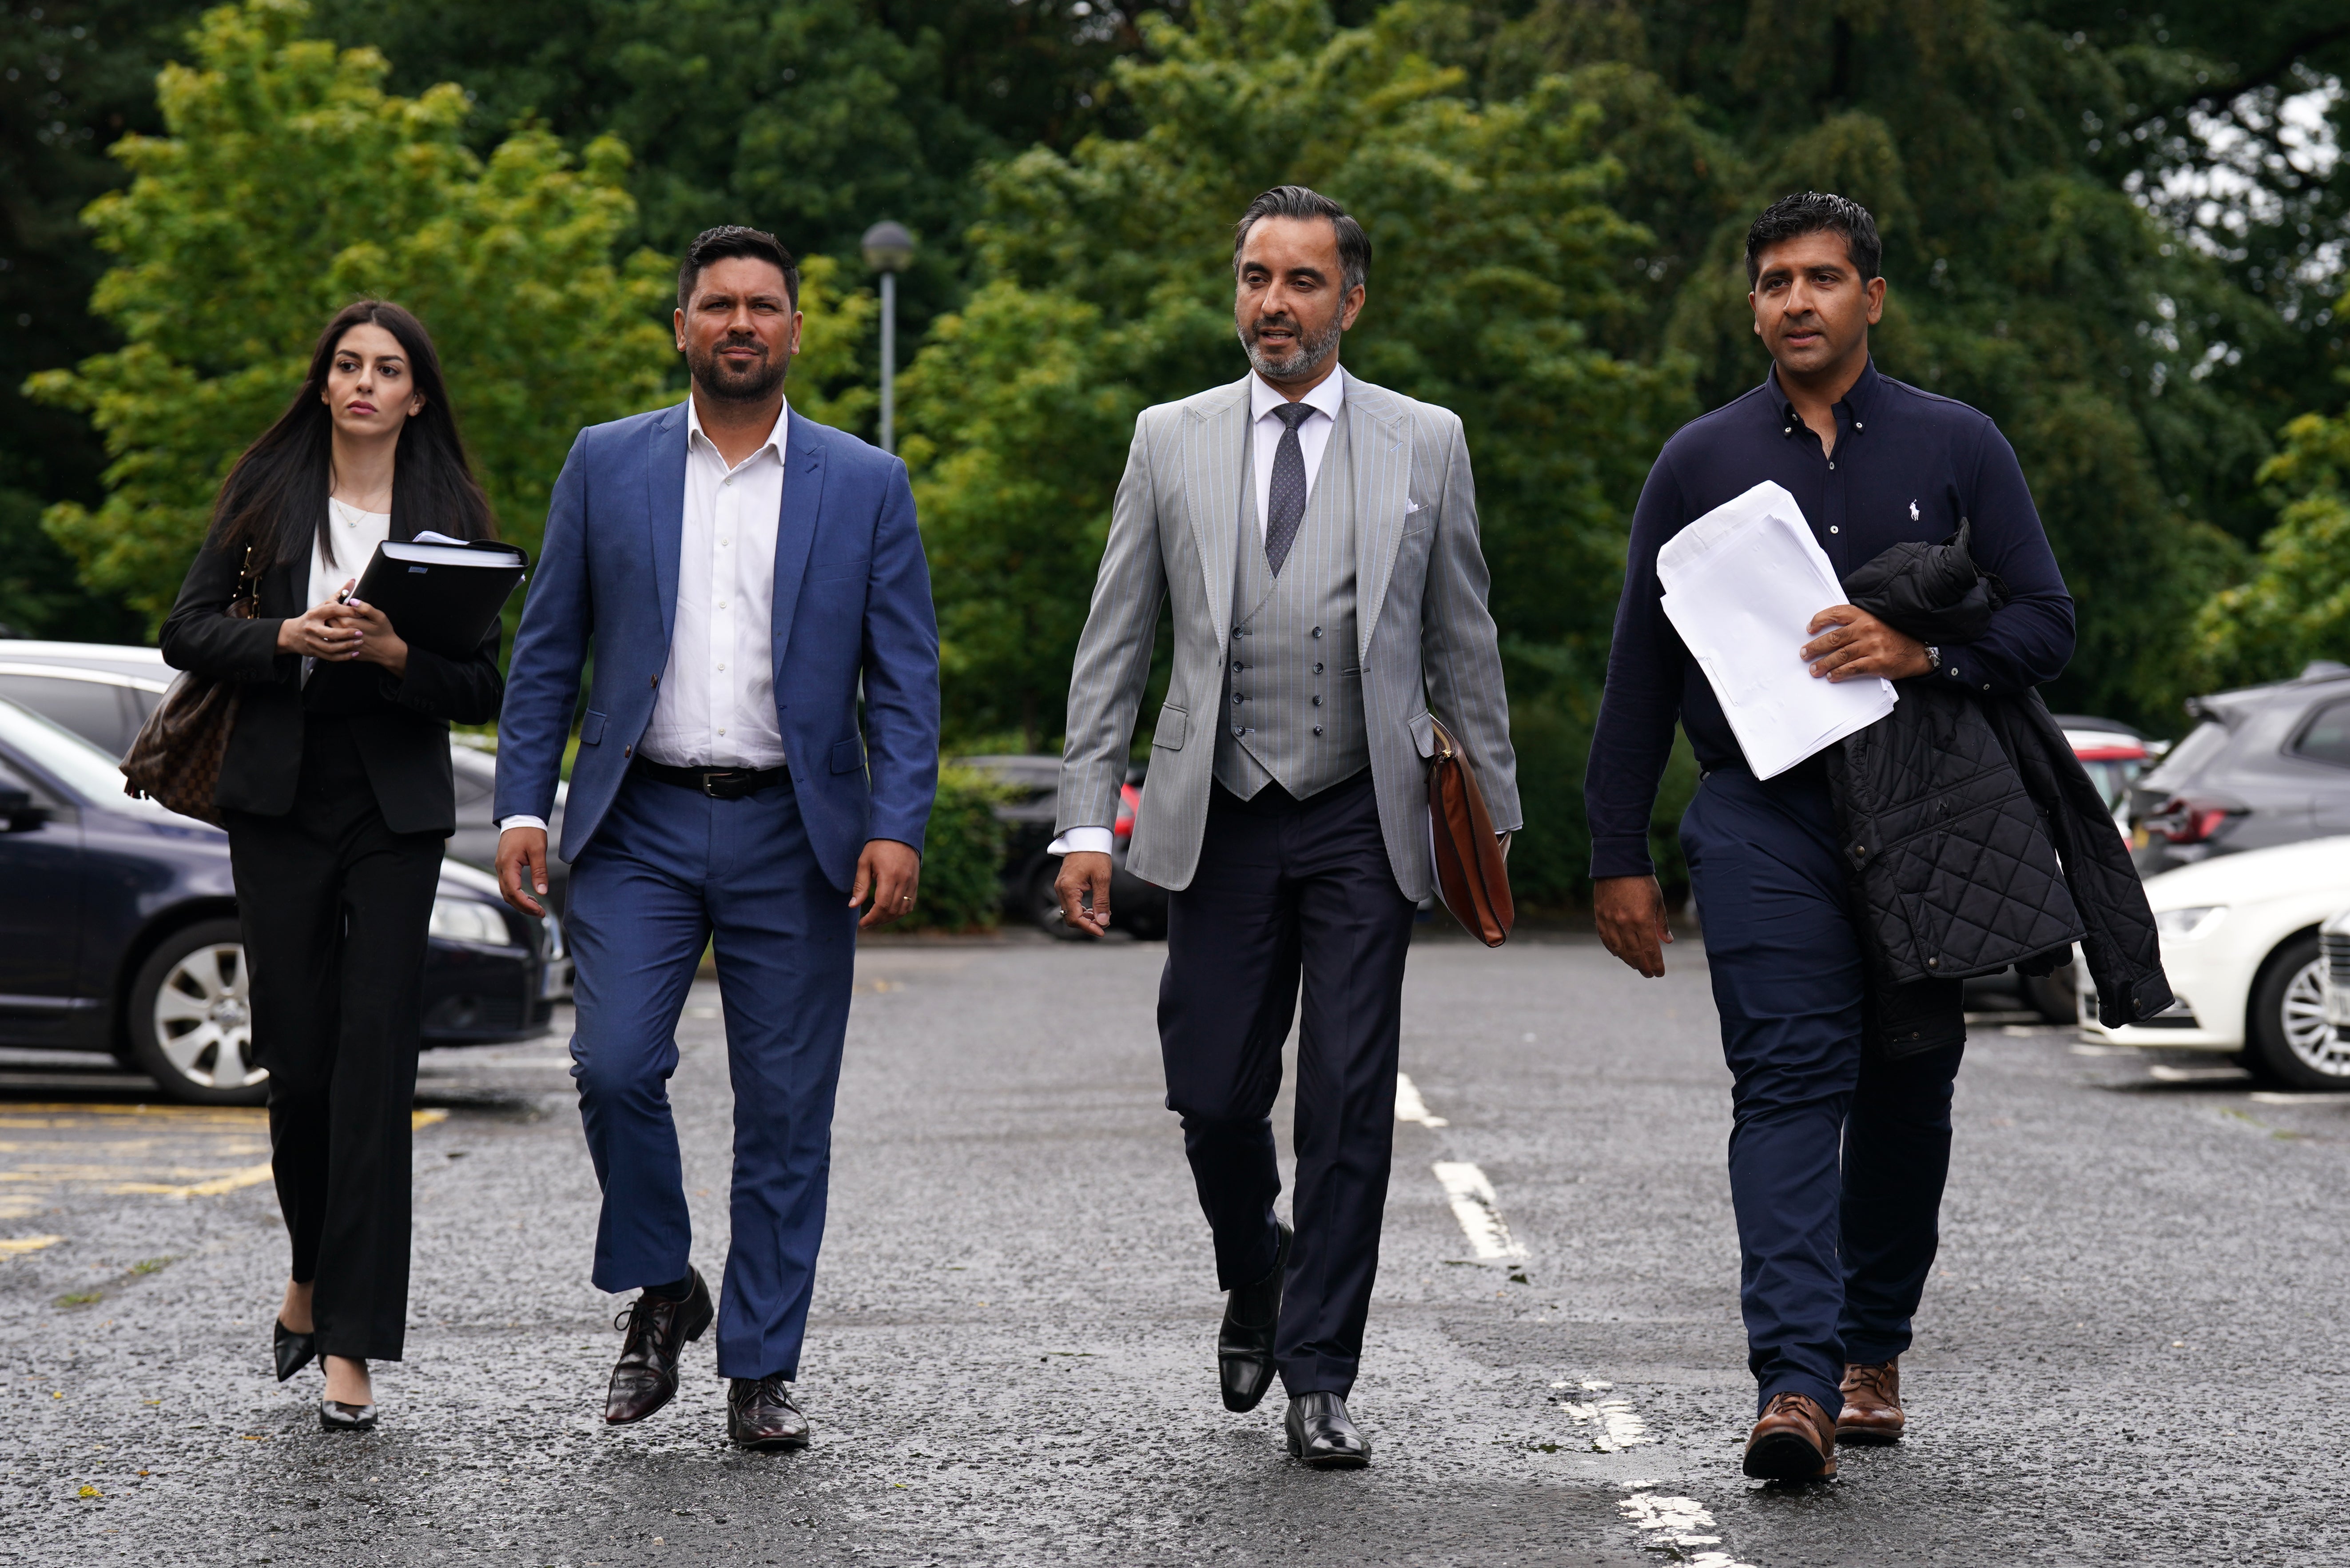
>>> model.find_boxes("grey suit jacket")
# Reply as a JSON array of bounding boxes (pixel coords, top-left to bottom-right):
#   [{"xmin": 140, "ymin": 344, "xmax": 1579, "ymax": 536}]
[{"xmin": 1057, "ymin": 372, "xmax": 1519, "ymax": 900}]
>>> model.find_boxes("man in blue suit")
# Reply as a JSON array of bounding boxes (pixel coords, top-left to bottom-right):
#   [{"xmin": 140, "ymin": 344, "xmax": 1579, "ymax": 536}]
[{"xmin": 493, "ymin": 225, "xmax": 939, "ymax": 1450}]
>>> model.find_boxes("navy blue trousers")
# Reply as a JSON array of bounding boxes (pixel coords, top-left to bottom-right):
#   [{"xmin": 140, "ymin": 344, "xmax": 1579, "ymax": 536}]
[
  {"xmin": 565, "ymin": 770, "xmax": 857, "ymax": 1381},
  {"xmin": 1680, "ymin": 763, "xmax": 1964, "ymax": 1417},
  {"xmin": 1158, "ymin": 772, "xmax": 1418, "ymax": 1399}
]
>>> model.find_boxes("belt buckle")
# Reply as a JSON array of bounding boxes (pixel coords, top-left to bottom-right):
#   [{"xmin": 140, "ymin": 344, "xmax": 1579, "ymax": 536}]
[{"xmin": 701, "ymin": 770, "xmax": 725, "ymax": 799}]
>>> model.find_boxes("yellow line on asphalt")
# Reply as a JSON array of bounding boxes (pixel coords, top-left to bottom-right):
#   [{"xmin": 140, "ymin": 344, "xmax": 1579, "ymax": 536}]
[
  {"xmin": 108, "ymin": 1162, "xmax": 276, "ymax": 1199},
  {"xmin": 0, "ymin": 1235, "xmax": 61, "ymax": 1255},
  {"xmin": 0, "ymin": 1105, "xmax": 268, "ymax": 1121}
]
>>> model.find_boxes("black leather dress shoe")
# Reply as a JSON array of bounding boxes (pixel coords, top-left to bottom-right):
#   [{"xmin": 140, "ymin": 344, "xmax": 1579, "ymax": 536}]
[
  {"xmin": 605, "ymin": 1266, "xmax": 713, "ymax": 1425},
  {"xmin": 1284, "ymin": 1393, "xmax": 1370, "ymax": 1470},
  {"xmin": 1219, "ymin": 1221, "xmax": 1292, "ymax": 1413},
  {"xmin": 318, "ymin": 1400, "xmax": 378, "ymax": 1433},
  {"xmin": 726, "ymin": 1375, "xmax": 811, "ymax": 1451},
  {"xmin": 274, "ymin": 1319, "xmax": 317, "ymax": 1383}
]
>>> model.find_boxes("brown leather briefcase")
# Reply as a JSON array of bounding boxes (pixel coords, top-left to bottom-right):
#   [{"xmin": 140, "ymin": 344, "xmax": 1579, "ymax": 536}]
[{"xmin": 1427, "ymin": 716, "xmax": 1513, "ymax": 946}]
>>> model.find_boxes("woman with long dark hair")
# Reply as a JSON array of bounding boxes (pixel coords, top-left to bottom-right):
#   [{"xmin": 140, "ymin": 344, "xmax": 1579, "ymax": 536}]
[{"xmin": 160, "ymin": 301, "xmax": 504, "ymax": 1431}]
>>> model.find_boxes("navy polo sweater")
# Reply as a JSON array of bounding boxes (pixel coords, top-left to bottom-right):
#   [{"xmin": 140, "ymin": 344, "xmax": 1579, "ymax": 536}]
[{"xmin": 1584, "ymin": 359, "xmax": 2076, "ymax": 880}]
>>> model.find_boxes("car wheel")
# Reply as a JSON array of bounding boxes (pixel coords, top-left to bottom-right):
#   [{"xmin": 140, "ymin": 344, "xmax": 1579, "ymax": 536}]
[
  {"xmin": 2244, "ymin": 932, "xmax": 2350, "ymax": 1091},
  {"xmin": 127, "ymin": 918, "xmax": 269, "ymax": 1106},
  {"xmin": 2022, "ymin": 962, "xmax": 2078, "ymax": 1024}
]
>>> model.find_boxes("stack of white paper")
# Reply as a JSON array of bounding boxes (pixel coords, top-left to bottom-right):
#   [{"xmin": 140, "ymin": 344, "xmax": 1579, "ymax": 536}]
[{"xmin": 1658, "ymin": 480, "xmax": 1896, "ymax": 780}]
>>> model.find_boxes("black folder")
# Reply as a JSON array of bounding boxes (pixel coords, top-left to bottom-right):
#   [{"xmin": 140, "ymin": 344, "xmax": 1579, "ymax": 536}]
[{"xmin": 349, "ymin": 538, "xmax": 529, "ymax": 659}]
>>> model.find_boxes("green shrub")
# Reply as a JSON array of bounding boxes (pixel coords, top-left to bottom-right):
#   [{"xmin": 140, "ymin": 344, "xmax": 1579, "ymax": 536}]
[
  {"xmin": 1504, "ymin": 695, "xmax": 1698, "ymax": 914},
  {"xmin": 904, "ymin": 765, "xmax": 1014, "ymax": 932}
]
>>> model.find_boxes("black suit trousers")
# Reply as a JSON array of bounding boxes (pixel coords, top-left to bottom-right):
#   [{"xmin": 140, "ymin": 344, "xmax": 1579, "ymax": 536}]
[
  {"xmin": 1158, "ymin": 770, "xmax": 1416, "ymax": 1399},
  {"xmin": 226, "ymin": 716, "xmax": 444, "ymax": 1362}
]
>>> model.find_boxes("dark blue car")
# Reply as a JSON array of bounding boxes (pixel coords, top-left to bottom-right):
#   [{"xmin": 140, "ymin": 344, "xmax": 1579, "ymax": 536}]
[{"xmin": 0, "ymin": 694, "xmax": 566, "ymax": 1105}]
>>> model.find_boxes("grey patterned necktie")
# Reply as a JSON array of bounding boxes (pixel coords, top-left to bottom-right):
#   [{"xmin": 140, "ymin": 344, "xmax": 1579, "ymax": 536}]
[{"xmin": 1263, "ymin": 401, "xmax": 1314, "ymax": 575}]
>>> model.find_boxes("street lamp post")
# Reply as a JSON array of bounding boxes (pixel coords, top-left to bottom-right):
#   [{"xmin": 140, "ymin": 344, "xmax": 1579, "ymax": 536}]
[{"xmin": 860, "ymin": 221, "xmax": 915, "ymax": 454}]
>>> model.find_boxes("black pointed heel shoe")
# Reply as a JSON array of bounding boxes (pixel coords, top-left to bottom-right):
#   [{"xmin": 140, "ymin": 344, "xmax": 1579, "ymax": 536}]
[
  {"xmin": 319, "ymin": 1400, "xmax": 378, "ymax": 1433},
  {"xmin": 274, "ymin": 1319, "xmax": 317, "ymax": 1383}
]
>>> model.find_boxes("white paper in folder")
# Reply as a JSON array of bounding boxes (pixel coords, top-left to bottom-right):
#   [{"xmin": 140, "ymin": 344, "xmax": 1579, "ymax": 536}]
[{"xmin": 1657, "ymin": 480, "xmax": 1895, "ymax": 780}]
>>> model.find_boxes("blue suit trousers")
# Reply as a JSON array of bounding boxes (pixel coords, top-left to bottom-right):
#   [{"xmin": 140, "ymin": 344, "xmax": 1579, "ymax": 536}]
[
  {"xmin": 565, "ymin": 770, "xmax": 857, "ymax": 1381},
  {"xmin": 1680, "ymin": 762, "xmax": 1964, "ymax": 1418}
]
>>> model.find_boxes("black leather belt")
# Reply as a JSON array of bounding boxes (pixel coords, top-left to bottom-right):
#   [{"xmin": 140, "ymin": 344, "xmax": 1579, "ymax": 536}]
[{"xmin": 633, "ymin": 757, "xmax": 791, "ymax": 799}]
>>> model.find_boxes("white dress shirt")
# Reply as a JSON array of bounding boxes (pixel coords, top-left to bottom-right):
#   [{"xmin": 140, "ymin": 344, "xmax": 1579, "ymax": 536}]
[
  {"xmin": 311, "ymin": 498, "xmax": 390, "ymax": 609},
  {"xmin": 1047, "ymin": 368, "xmax": 1348, "ymax": 858},
  {"xmin": 498, "ymin": 396, "xmax": 790, "ymax": 837}
]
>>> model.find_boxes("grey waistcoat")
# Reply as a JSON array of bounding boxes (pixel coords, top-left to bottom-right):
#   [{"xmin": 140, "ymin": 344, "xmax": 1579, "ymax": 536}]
[{"xmin": 1214, "ymin": 408, "xmax": 1370, "ymax": 800}]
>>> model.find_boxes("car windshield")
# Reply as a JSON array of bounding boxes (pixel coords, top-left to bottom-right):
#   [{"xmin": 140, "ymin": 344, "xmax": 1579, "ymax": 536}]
[
  {"xmin": 2139, "ymin": 719, "xmax": 2230, "ymax": 792},
  {"xmin": 2076, "ymin": 758, "xmax": 2144, "ymax": 810},
  {"xmin": 0, "ymin": 694, "xmax": 142, "ymax": 803}
]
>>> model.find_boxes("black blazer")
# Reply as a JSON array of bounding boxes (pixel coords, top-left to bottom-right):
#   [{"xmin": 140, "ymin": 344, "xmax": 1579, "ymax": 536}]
[{"xmin": 159, "ymin": 534, "xmax": 504, "ymax": 836}]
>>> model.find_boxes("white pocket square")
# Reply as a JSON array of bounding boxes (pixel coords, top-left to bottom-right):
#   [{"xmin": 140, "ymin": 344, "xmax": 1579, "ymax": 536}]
[{"xmin": 1404, "ymin": 500, "xmax": 1424, "ymax": 515}]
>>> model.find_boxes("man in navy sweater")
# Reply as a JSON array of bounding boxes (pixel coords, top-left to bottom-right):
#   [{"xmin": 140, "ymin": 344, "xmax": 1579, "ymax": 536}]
[{"xmin": 1585, "ymin": 193, "xmax": 2074, "ymax": 1481}]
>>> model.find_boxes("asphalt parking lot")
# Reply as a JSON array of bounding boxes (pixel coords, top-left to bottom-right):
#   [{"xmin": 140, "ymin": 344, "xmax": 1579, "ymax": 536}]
[{"xmin": 4, "ymin": 931, "xmax": 2348, "ymax": 1565}]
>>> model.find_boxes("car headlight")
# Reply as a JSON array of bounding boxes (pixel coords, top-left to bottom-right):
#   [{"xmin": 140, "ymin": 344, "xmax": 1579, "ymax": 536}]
[
  {"xmin": 2154, "ymin": 905, "xmax": 2225, "ymax": 939},
  {"xmin": 430, "ymin": 897, "xmax": 518, "ymax": 948}
]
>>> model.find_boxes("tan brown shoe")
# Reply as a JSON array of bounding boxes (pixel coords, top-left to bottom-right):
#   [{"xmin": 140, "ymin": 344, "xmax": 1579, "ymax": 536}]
[
  {"xmin": 1836, "ymin": 1358, "xmax": 1905, "ymax": 1445},
  {"xmin": 1742, "ymin": 1392, "xmax": 1838, "ymax": 1481}
]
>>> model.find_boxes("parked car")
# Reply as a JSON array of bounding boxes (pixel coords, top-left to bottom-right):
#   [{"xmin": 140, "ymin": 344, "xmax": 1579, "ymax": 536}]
[
  {"xmin": 0, "ymin": 695, "xmax": 569, "ymax": 1106},
  {"xmin": 2127, "ymin": 661, "xmax": 2350, "ymax": 877},
  {"xmin": 0, "ymin": 638, "xmax": 572, "ymax": 910},
  {"xmin": 959, "ymin": 754, "xmax": 1169, "ymax": 939},
  {"xmin": 2076, "ymin": 834, "xmax": 2350, "ymax": 1089},
  {"xmin": 2051, "ymin": 713, "xmax": 2158, "ymax": 832},
  {"xmin": 1960, "ymin": 713, "xmax": 2160, "ymax": 1023}
]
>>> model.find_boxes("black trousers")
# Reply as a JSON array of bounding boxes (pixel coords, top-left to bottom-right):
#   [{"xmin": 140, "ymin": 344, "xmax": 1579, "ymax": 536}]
[
  {"xmin": 226, "ymin": 716, "xmax": 443, "ymax": 1362},
  {"xmin": 1158, "ymin": 770, "xmax": 1417, "ymax": 1399}
]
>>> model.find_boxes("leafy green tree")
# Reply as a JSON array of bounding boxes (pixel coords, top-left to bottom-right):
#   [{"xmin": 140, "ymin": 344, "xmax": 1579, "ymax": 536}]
[
  {"xmin": 305, "ymin": 0, "xmax": 1158, "ymax": 357},
  {"xmin": 0, "ymin": 0, "xmax": 208, "ymax": 637},
  {"xmin": 2191, "ymin": 297, "xmax": 2350, "ymax": 687},
  {"xmin": 905, "ymin": 0, "xmax": 1693, "ymax": 763},
  {"xmin": 1466, "ymin": 0, "xmax": 2302, "ymax": 728},
  {"xmin": 27, "ymin": 0, "xmax": 675, "ymax": 624}
]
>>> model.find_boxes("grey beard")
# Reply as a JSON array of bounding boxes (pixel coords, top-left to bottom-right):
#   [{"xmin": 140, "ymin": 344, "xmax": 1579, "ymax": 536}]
[{"xmin": 1241, "ymin": 314, "xmax": 1342, "ymax": 382}]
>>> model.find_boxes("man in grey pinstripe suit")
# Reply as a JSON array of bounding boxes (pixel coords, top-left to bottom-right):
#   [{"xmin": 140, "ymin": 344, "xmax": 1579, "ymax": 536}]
[{"xmin": 1052, "ymin": 186, "xmax": 1519, "ymax": 1469}]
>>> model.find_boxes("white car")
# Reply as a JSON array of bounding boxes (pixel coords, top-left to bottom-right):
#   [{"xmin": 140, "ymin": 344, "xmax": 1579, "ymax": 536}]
[{"xmin": 2078, "ymin": 835, "xmax": 2350, "ymax": 1088}]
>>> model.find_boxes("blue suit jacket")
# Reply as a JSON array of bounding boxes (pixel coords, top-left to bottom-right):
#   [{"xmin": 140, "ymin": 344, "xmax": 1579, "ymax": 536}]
[{"xmin": 495, "ymin": 402, "xmax": 940, "ymax": 890}]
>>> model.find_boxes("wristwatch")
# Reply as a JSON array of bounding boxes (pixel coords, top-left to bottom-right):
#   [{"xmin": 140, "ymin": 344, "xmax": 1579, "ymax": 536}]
[{"xmin": 1924, "ymin": 644, "xmax": 1942, "ymax": 671}]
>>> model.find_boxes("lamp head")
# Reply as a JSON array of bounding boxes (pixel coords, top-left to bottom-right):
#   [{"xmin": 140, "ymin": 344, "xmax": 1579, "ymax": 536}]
[{"xmin": 861, "ymin": 220, "xmax": 916, "ymax": 274}]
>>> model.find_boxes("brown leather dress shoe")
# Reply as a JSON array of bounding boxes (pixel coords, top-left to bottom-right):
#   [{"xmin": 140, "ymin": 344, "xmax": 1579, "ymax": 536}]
[
  {"xmin": 1836, "ymin": 1358, "xmax": 1905, "ymax": 1445},
  {"xmin": 604, "ymin": 1266, "xmax": 713, "ymax": 1425},
  {"xmin": 727, "ymin": 1374, "xmax": 811, "ymax": 1451},
  {"xmin": 1742, "ymin": 1392, "xmax": 1838, "ymax": 1481}
]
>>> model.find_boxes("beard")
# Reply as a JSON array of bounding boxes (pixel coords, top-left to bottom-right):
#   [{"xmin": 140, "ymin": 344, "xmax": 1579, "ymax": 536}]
[
  {"xmin": 1241, "ymin": 309, "xmax": 1343, "ymax": 382},
  {"xmin": 688, "ymin": 334, "xmax": 791, "ymax": 402}
]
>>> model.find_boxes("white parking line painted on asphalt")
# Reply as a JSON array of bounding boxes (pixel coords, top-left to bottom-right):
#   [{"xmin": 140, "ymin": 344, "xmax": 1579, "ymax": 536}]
[
  {"xmin": 1395, "ymin": 1072, "xmax": 1449, "ymax": 1127},
  {"xmin": 2250, "ymin": 1090, "xmax": 2350, "ymax": 1104},
  {"xmin": 1431, "ymin": 1160, "xmax": 1525, "ymax": 1260},
  {"xmin": 1618, "ymin": 1493, "xmax": 1755, "ymax": 1568},
  {"xmin": 1550, "ymin": 1379, "xmax": 1655, "ymax": 1452},
  {"xmin": 2148, "ymin": 1064, "xmax": 2247, "ymax": 1083}
]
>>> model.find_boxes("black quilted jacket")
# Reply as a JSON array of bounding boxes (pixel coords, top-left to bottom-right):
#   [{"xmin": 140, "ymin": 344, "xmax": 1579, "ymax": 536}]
[{"xmin": 1822, "ymin": 528, "xmax": 2175, "ymax": 1057}]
